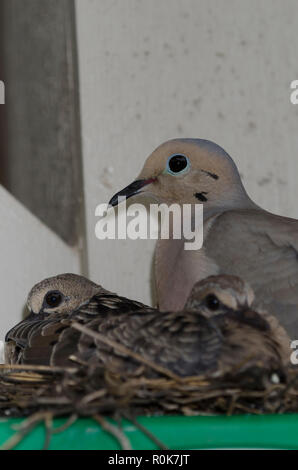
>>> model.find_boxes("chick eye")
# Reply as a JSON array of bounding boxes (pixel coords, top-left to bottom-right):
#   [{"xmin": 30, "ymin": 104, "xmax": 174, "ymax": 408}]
[
  {"xmin": 166, "ymin": 154, "xmax": 190, "ymax": 175},
  {"xmin": 44, "ymin": 291, "xmax": 63, "ymax": 308},
  {"xmin": 205, "ymin": 294, "xmax": 220, "ymax": 311}
]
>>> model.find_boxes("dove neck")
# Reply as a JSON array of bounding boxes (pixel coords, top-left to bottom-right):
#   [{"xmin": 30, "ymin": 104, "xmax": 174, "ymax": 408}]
[
  {"xmin": 155, "ymin": 192, "xmax": 258, "ymax": 236},
  {"xmin": 202, "ymin": 188, "xmax": 259, "ymax": 221}
]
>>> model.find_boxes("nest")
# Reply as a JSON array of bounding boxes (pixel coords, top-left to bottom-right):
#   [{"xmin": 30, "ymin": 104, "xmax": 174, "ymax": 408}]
[{"xmin": 1, "ymin": 322, "xmax": 298, "ymax": 449}]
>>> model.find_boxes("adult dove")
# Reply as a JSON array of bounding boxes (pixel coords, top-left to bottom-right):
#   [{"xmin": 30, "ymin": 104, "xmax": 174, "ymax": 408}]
[{"xmin": 109, "ymin": 139, "xmax": 298, "ymax": 339}]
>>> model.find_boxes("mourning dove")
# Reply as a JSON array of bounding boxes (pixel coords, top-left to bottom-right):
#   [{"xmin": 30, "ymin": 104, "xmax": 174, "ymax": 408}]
[
  {"xmin": 5, "ymin": 274, "xmax": 287, "ymax": 385},
  {"xmin": 109, "ymin": 139, "xmax": 298, "ymax": 339},
  {"xmin": 185, "ymin": 274, "xmax": 290, "ymax": 365},
  {"xmin": 65, "ymin": 274, "xmax": 287, "ymax": 383},
  {"xmin": 5, "ymin": 273, "xmax": 153, "ymax": 365}
]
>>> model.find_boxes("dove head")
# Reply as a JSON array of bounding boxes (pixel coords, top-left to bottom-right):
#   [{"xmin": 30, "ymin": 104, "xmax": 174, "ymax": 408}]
[
  {"xmin": 109, "ymin": 139, "xmax": 254, "ymax": 215},
  {"xmin": 185, "ymin": 274, "xmax": 255, "ymax": 317},
  {"xmin": 27, "ymin": 273, "xmax": 105, "ymax": 315}
]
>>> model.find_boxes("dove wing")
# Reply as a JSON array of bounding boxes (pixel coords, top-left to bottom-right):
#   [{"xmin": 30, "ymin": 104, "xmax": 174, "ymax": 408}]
[
  {"xmin": 205, "ymin": 208, "xmax": 298, "ymax": 336},
  {"xmin": 5, "ymin": 293, "xmax": 155, "ymax": 366},
  {"xmin": 76, "ymin": 310, "xmax": 224, "ymax": 377},
  {"xmin": 5, "ymin": 314, "xmax": 74, "ymax": 365}
]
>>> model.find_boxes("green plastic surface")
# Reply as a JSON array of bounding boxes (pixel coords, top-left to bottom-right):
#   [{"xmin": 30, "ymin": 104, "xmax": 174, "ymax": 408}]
[{"xmin": 1, "ymin": 414, "xmax": 298, "ymax": 450}]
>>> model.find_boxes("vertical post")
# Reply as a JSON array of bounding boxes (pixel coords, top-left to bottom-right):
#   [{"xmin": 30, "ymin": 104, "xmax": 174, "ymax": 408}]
[{"xmin": 0, "ymin": 0, "xmax": 86, "ymax": 250}]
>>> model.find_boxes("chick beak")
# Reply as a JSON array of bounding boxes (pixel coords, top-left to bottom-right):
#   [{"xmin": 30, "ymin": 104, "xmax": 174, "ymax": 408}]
[{"xmin": 108, "ymin": 178, "xmax": 156, "ymax": 207}]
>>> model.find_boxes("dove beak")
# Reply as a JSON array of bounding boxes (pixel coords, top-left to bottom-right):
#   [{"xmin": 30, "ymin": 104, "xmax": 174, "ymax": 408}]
[{"xmin": 109, "ymin": 178, "xmax": 156, "ymax": 207}]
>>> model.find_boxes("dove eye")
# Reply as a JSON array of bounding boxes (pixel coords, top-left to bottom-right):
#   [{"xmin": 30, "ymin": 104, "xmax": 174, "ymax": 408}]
[
  {"xmin": 205, "ymin": 294, "xmax": 220, "ymax": 311},
  {"xmin": 44, "ymin": 291, "xmax": 63, "ymax": 308},
  {"xmin": 166, "ymin": 154, "xmax": 190, "ymax": 175}
]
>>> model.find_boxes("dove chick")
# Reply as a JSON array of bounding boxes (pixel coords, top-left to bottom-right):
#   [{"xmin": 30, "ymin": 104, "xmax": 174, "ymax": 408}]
[
  {"xmin": 5, "ymin": 273, "xmax": 154, "ymax": 365},
  {"xmin": 5, "ymin": 274, "xmax": 289, "ymax": 385},
  {"xmin": 185, "ymin": 274, "xmax": 291, "ymax": 366},
  {"xmin": 77, "ymin": 275, "xmax": 288, "ymax": 381},
  {"xmin": 109, "ymin": 138, "xmax": 298, "ymax": 339},
  {"xmin": 76, "ymin": 276, "xmax": 289, "ymax": 387},
  {"xmin": 19, "ymin": 274, "xmax": 285, "ymax": 386}
]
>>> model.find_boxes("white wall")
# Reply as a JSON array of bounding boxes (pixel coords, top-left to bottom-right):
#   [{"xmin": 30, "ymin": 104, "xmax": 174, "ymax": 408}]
[
  {"xmin": 75, "ymin": 0, "xmax": 298, "ymax": 306},
  {"xmin": 0, "ymin": 186, "xmax": 80, "ymax": 339}
]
